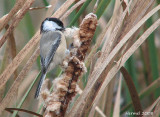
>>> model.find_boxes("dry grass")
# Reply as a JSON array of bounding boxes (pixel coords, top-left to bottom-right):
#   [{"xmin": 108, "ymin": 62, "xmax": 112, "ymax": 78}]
[{"xmin": 0, "ymin": 0, "xmax": 160, "ymax": 117}]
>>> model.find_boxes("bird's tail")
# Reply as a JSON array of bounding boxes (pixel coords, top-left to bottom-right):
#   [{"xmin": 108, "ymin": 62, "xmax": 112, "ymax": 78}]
[{"xmin": 34, "ymin": 72, "xmax": 46, "ymax": 98}]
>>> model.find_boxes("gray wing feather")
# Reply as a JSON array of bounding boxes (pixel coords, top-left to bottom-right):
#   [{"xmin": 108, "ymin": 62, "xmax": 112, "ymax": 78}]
[
  {"xmin": 45, "ymin": 38, "xmax": 61, "ymax": 69},
  {"xmin": 40, "ymin": 32, "xmax": 61, "ymax": 71}
]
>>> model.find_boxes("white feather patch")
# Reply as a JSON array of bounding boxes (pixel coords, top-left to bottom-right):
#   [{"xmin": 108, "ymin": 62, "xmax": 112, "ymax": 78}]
[{"xmin": 43, "ymin": 20, "xmax": 61, "ymax": 31}]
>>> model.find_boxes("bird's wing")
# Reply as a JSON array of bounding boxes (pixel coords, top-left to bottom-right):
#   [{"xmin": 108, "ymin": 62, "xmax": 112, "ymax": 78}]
[{"xmin": 40, "ymin": 32, "xmax": 61, "ymax": 72}]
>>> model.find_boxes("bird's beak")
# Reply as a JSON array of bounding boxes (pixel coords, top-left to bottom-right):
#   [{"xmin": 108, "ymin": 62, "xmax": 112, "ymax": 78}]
[{"xmin": 56, "ymin": 27, "xmax": 65, "ymax": 31}]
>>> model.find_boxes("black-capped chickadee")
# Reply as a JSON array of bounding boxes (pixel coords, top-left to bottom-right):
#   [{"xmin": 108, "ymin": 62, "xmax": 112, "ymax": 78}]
[{"xmin": 35, "ymin": 18, "xmax": 67, "ymax": 98}]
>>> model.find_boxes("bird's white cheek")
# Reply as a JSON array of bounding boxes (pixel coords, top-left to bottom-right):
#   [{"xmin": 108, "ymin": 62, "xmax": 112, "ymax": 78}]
[{"xmin": 43, "ymin": 20, "xmax": 61, "ymax": 31}]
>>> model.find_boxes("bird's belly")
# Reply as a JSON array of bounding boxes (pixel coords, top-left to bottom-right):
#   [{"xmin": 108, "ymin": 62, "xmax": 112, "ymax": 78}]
[{"xmin": 48, "ymin": 49, "xmax": 66, "ymax": 71}]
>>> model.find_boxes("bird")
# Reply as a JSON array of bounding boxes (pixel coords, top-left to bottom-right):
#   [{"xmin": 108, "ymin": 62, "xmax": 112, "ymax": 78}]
[{"xmin": 35, "ymin": 17, "xmax": 67, "ymax": 98}]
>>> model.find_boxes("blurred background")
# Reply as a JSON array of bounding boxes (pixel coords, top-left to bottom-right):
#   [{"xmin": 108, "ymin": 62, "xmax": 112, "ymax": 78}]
[{"xmin": 0, "ymin": 0, "xmax": 160, "ymax": 117}]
